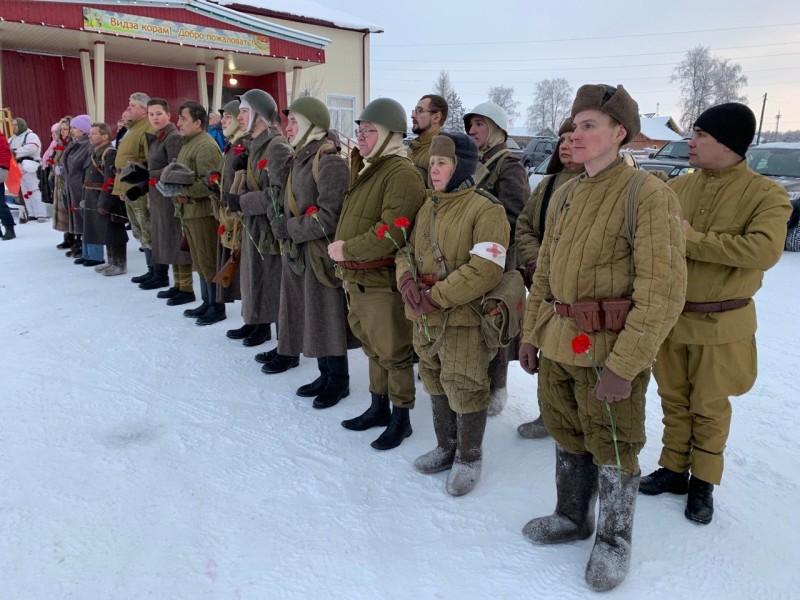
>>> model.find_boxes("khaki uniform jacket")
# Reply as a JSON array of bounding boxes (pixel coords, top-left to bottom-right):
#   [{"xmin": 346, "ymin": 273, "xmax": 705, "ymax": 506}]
[
  {"xmin": 475, "ymin": 143, "xmax": 530, "ymax": 270},
  {"xmin": 523, "ymin": 160, "xmax": 687, "ymax": 381},
  {"xmin": 335, "ymin": 149, "xmax": 426, "ymax": 288},
  {"xmin": 112, "ymin": 117, "xmax": 153, "ymax": 195},
  {"xmin": 666, "ymin": 160, "xmax": 791, "ymax": 345},
  {"xmin": 175, "ymin": 131, "xmax": 222, "ymax": 220},
  {"xmin": 407, "ymin": 127, "xmax": 442, "ymax": 186},
  {"xmin": 396, "ymin": 185, "xmax": 509, "ymax": 326},
  {"xmin": 516, "ymin": 168, "xmax": 584, "ymax": 269}
]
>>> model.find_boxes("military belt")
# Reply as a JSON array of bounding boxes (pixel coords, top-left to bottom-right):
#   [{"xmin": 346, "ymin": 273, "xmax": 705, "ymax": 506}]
[
  {"xmin": 553, "ymin": 298, "xmax": 632, "ymax": 334},
  {"xmin": 682, "ymin": 298, "xmax": 750, "ymax": 313},
  {"xmin": 339, "ymin": 258, "xmax": 395, "ymax": 270}
]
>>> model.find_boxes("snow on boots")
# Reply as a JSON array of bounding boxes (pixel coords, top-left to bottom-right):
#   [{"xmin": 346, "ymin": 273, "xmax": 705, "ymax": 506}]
[
  {"xmin": 446, "ymin": 409, "xmax": 487, "ymax": 496},
  {"xmin": 414, "ymin": 394, "xmax": 457, "ymax": 474},
  {"xmin": 517, "ymin": 415, "xmax": 550, "ymax": 439}
]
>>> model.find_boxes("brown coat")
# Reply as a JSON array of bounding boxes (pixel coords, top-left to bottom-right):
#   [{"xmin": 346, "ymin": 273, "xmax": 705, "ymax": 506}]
[
  {"xmin": 82, "ymin": 143, "xmax": 127, "ymax": 246},
  {"xmin": 146, "ymin": 123, "xmax": 190, "ymax": 265},
  {"xmin": 62, "ymin": 136, "xmax": 91, "ymax": 235},
  {"xmin": 238, "ymin": 128, "xmax": 292, "ymax": 324},
  {"xmin": 666, "ymin": 160, "xmax": 791, "ymax": 345},
  {"xmin": 277, "ymin": 138, "xmax": 361, "ymax": 357},
  {"xmin": 523, "ymin": 160, "xmax": 687, "ymax": 381}
]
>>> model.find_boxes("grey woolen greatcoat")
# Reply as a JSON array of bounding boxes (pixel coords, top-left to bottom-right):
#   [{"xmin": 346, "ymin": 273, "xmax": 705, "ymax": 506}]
[
  {"xmin": 238, "ymin": 128, "xmax": 292, "ymax": 324},
  {"xmin": 62, "ymin": 135, "xmax": 92, "ymax": 235},
  {"xmin": 276, "ymin": 138, "xmax": 361, "ymax": 358},
  {"xmin": 146, "ymin": 123, "xmax": 192, "ymax": 265},
  {"xmin": 215, "ymin": 133, "xmax": 249, "ymax": 303},
  {"xmin": 82, "ymin": 143, "xmax": 128, "ymax": 246}
]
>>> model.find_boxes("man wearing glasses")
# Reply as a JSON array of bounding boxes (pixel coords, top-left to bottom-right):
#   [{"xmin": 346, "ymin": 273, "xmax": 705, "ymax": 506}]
[
  {"xmin": 408, "ymin": 95, "xmax": 448, "ymax": 186},
  {"xmin": 329, "ymin": 98, "xmax": 426, "ymax": 452}
]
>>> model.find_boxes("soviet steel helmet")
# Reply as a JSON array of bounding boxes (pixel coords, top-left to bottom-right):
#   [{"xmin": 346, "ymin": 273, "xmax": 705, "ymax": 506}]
[
  {"xmin": 356, "ymin": 98, "xmax": 407, "ymax": 135},
  {"xmin": 463, "ymin": 101, "xmax": 509, "ymax": 139},
  {"xmin": 238, "ymin": 89, "xmax": 279, "ymax": 124},
  {"xmin": 282, "ymin": 96, "xmax": 330, "ymax": 131}
]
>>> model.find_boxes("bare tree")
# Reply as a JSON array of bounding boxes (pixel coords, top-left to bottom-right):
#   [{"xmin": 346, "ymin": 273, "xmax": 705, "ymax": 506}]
[
  {"xmin": 671, "ymin": 46, "xmax": 748, "ymax": 131},
  {"xmin": 298, "ymin": 71, "xmax": 325, "ymax": 98},
  {"xmin": 433, "ymin": 70, "xmax": 466, "ymax": 132},
  {"xmin": 525, "ymin": 78, "xmax": 572, "ymax": 135},
  {"xmin": 488, "ymin": 85, "xmax": 520, "ymax": 127}
]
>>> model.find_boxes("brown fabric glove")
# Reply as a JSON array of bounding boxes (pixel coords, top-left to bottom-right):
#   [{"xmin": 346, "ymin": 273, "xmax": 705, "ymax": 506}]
[
  {"xmin": 399, "ymin": 272, "xmax": 421, "ymax": 308},
  {"xmin": 593, "ymin": 367, "xmax": 632, "ymax": 403},
  {"xmin": 412, "ymin": 284, "xmax": 441, "ymax": 316},
  {"xmin": 519, "ymin": 343, "xmax": 539, "ymax": 374}
]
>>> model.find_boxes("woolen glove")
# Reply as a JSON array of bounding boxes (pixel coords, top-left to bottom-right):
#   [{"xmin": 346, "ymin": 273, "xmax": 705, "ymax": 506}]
[
  {"xmin": 593, "ymin": 367, "xmax": 632, "ymax": 403},
  {"xmin": 125, "ymin": 183, "xmax": 147, "ymax": 201},
  {"xmin": 519, "ymin": 343, "xmax": 539, "ymax": 374},
  {"xmin": 270, "ymin": 214, "xmax": 290, "ymax": 240},
  {"xmin": 0, "ymin": 168, "xmax": 8, "ymax": 184},
  {"xmin": 224, "ymin": 192, "xmax": 241, "ymax": 212},
  {"xmin": 232, "ymin": 151, "xmax": 248, "ymax": 172},
  {"xmin": 204, "ymin": 170, "xmax": 222, "ymax": 191},
  {"xmin": 398, "ymin": 272, "xmax": 421, "ymax": 308},
  {"xmin": 265, "ymin": 201, "xmax": 277, "ymax": 221},
  {"xmin": 412, "ymin": 284, "xmax": 441, "ymax": 316}
]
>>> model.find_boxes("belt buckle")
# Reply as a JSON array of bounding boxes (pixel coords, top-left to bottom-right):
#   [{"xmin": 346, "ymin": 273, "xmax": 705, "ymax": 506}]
[{"xmin": 553, "ymin": 300, "xmax": 564, "ymax": 315}]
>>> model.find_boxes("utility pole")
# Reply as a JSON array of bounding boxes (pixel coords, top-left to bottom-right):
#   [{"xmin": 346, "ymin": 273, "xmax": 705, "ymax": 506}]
[
  {"xmin": 756, "ymin": 93, "xmax": 767, "ymax": 145},
  {"xmin": 775, "ymin": 109, "xmax": 782, "ymax": 141}
]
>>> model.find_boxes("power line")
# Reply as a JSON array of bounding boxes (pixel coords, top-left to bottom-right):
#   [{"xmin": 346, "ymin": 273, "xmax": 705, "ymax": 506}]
[
  {"xmin": 372, "ymin": 41, "xmax": 800, "ymax": 63},
  {"xmin": 375, "ymin": 22, "xmax": 800, "ymax": 47}
]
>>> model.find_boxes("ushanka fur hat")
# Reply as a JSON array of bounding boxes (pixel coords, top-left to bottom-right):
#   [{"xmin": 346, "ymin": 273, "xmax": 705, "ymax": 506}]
[
  {"xmin": 571, "ymin": 84, "xmax": 640, "ymax": 144},
  {"xmin": 558, "ymin": 117, "xmax": 574, "ymax": 137},
  {"xmin": 429, "ymin": 132, "xmax": 479, "ymax": 192},
  {"xmin": 160, "ymin": 160, "xmax": 195, "ymax": 185}
]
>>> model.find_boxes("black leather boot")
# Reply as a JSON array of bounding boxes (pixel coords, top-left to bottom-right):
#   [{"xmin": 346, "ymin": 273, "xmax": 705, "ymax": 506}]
[
  {"xmin": 56, "ymin": 232, "xmax": 73, "ymax": 249},
  {"xmin": 685, "ymin": 476, "xmax": 714, "ymax": 525},
  {"xmin": 183, "ymin": 278, "xmax": 209, "ymax": 317},
  {"xmin": 196, "ymin": 283, "xmax": 226, "ymax": 325},
  {"xmin": 158, "ymin": 286, "xmax": 180, "ymax": 299},
  {"xmin": 139, "ymin": 263, "xmax": 170, "ymax": 289},
  {"xmin": 297, "ymin": 357, "xmax": 330, "ymax": 398},
  {"xmin": 371, "ymin": 405, "xmax": 412, "ymax": 451},
  {"xmin": 2, "ymin": 225, "xmax": 16, "ymax": 241},
  {"xmin": 312, "ymin": 356, "xmax": 349, "ymax": 409},
  {"xmin": 131, "ymin": 248, "xmax": 154, "ymax": 283},
  {"xmin": 226, "ymin": 324, "xmax": 257, "ymax": 340},
  {"xmin": 523, "ymin": 445, "xmax": 599, "ymax": 543},
  {"xmin": 639, "ymin": 467, "xmax": 689, "ymax": 496},
  {"xmin": 243, "ymin": 323, "xmax": 271, "ymax": 347},
  {"xmin": 341, "ymin": 393, "xmax": 391, "ymax": 431},
  {"xmin": 261, "ymin": 353, "xmax": 300, "ymax": 374}
]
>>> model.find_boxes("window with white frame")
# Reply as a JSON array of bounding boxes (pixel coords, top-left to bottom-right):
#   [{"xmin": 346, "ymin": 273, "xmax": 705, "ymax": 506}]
[{"xmin": 327, "ymin": 94, "xmax": 356, "ymax": 139}]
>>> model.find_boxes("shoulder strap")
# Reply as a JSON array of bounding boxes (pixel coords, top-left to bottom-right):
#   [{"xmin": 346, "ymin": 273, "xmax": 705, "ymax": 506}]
[
  {"xmin": 311, "ymin": 142, "xmax": 335, "ymax": 184},
  {"xmin": 623, "ymin": 170, "xmax": 650, "ymax": 247},
  {"xmin": 478, "ymin": 149, "xmax": 511, "ymax": 191},
  {"xmin": 537, "ymin": 175, "xmax": 559, "ymax": 244}
]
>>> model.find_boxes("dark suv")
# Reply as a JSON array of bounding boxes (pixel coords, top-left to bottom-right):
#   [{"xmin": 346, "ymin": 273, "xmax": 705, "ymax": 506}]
[
  {"xmin": 745, "ymin": 142, "xmax": 800, "ymax": 202},
  {"xmin": 522, "ymin": 137, "xmax": 556, "ymax": 170},
  {"xmin": 637, "ymin": 139, "xmax": 694, "ymax": 178}
]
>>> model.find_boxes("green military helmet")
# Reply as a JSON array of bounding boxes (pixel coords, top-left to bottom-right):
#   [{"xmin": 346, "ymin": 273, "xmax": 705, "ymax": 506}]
[
  {"xmin": 463, "ymin": 101, "xmax": 509, "ymax": 139},
  {"xmin": 219, "ymin": 99, "xmax": 240, "ymax": 118},
  {"xmin": 356, "ymin": 97, "xmax": 406, "ymax": 135},
  {"xmin": 282, "ymin": 96, "xmax": 330, "ymax": 131},
  {"xmin": 238, "ymin": 89, "xmax": 278, "ymax": 123}
]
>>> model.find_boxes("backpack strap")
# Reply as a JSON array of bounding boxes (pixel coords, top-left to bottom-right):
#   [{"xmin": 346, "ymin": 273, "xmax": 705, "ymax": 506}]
[
  {"xmin": 476, "ymin": 148, "xmax": 511, "ymax": 192},
  {"xmin": 537, "ymin": 175, "xmax": 559, "ymax": 244},
  {"xmin": 623, "ymin": 170, "xmax": 650, "ymax": 247}
]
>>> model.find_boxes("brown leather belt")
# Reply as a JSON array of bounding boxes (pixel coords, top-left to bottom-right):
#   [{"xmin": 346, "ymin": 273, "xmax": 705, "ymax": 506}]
[
  {"xmin": 683, "ymin": 298, "xmax": 750, "ymax": 313},
  {"xmin": 339, "ymin": 258, "xmax": 395, "ymax": 270},
  {"xmin": 553, "ymin": 298, "xmax": 632, "ymax": 333}
]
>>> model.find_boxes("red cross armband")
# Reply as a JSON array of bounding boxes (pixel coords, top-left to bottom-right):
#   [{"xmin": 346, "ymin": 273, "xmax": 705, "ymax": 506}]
[{"xmin": 469, "ymin": 242, "xmax": 506, "ymax": 268}]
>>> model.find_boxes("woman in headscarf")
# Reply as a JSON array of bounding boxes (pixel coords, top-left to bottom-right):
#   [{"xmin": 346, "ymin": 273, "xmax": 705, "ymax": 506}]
[
  {"xmin": 61, "ymin": 114, "xmax": 95, "ymax": 263},
  {"xmin": 46, "ymin": 119, "xmax": 72, "ymax": 245},
  {"xmin": 398, "ymin": 131, "xmax": 510, "ymax": 496}
]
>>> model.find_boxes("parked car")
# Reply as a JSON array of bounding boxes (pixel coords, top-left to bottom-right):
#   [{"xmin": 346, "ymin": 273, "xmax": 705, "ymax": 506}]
[
  {"xmin": 506, "ymin": 137, "xmax": 524, "ymax": 161},
  {"xmin": 745, "ymin": 142, "xmax": 800, "ymax": 201},
  {"xmin": 637, "ymin": 139, "xmax": 694, "ymax": 178},
  {"xmin": 522, "ymin": 136, "xmax": 556, "ymax": 170},
  {"xmin": 528, "ymin": 155, "xmax": 551, "ymax": 189}
]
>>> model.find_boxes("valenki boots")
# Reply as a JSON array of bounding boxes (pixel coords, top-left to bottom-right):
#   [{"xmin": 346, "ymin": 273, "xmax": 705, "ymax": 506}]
[
  {"xmin": 487, "ymin": 360, "xmax": 508, "ymax": 417},
  {"xmin": 371, "ymin": 405, "xmax": 412, "ymax": 450},
  {"xmin": 102, "ymin": 244, "xmax": 128, "ymax": 276},
  {"xmin": 446, "ymin": 409, "xmax": 488, "ymax": 496},
  {"xmin": 585, "ymin": 466, "xmax": 640, "ymax": 592},
  {"xmin": 523, "ymin": 445, "xmax": 599, "ymax": 544},
  {"xmin": 517, "ymin": 415, "xmax": 550, "ymax": 439},
  {"xmin": 341, "ymin": 393, "xmax": 391, "ymax": 431},
  {"xmin": 414, "ymin": 394, "xmax": 457, "ymax": 474}
]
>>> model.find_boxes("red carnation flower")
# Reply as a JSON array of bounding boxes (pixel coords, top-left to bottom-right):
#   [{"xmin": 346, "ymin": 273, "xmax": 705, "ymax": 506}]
[
  {"xmin": 148, "ymin": 178, "xmax": 157, "ymax": 187},
  {"xmin": 218, "ymin": 224, "xmax": 225, "ymax": 236},
  {"xmin": 233, "ymin": 146, "xmax": 245, "ymax": 155},
  {"xmin": 394, "ymin": 216, "xmax": 411, "ymax": 229},
  {"xmin": 257, "ymin": 159, "xmax": 268, "ymax": 170},
  {"xmin": 305, "ymin": 206, "xmax": 319, "ymax": 217},
  {"xmin": 209, "ymin": 173, "xmax": 221, "ymax": 186},
  {"xmin": 376, "ymin": 224, "xmax": 390, "ymax": 240},
  {"xmin": 70, "ymin": 206, "xmax": 77, "ymax": 212},
  {"xmin": 47, "ymin": 158, "xmax": 55, "ymax": 166},
  {"xmin": 571, "ymin": 333, "xmax": 592, "ymax": 355},
  {"xmin": 102, "ymin": 182, "xmax": 111, "ymax": 191}
]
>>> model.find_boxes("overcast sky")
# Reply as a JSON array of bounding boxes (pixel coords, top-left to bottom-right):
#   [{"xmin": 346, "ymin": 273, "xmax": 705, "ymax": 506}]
[{"xmin": 310, "ymin": 0, "xmax": 800, "ymax": 134}]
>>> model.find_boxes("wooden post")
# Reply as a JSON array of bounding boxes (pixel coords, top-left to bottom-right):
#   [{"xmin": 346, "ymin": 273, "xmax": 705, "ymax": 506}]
[
  {"xmin": 93, "ymin": 42, "xmax": 105, "ymax": 122},
  {"xmin": 197, "ymin": 63, "xmax": 209, "ymax": 109},
  {"xmin": 212, "ymin": 57, "xmax": 224, "ymax": 114},
  {"xmin": 79, "ymin": 49, "xmax": 96, "ymax": 120}
]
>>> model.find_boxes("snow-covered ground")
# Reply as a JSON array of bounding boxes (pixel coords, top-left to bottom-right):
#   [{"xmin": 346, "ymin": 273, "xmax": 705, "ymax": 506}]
[{"xmin": 2, "ymin": 217, "xmax": 799, "ymax": 600}]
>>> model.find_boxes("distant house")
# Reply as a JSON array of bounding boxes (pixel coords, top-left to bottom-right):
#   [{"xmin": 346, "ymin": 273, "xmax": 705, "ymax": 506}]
[{"xmin": 625, "ymin": 116, "xmax": 683, "ymax": 151}]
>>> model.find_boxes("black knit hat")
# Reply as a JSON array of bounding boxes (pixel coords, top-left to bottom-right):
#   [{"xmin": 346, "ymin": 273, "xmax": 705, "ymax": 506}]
[
  {"xmin": 429, "ymin": 132, "xmax": 479, "ymax": 192},
  {"xmin": 694, "ymin": 102, "xmax": 756, "ymax": 157}
]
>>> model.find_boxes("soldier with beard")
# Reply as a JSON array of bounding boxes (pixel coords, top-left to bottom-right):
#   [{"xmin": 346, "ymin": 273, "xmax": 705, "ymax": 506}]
[{"xmin": 407, "ymin": 94, "xmax": 447, "ymax": 186}]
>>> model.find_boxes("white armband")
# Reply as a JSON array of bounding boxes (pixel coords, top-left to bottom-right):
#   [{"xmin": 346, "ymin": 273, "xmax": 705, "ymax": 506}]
[{"xmin": 469, "ymin": 242, "xmax": 506, "ymax": 268}]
